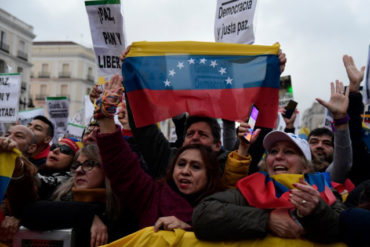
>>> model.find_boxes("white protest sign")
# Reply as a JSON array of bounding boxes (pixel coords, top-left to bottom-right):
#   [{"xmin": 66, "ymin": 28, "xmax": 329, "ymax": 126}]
[
  {"xmin": 18, "ymin": 108, "xmax": 45, "ymax": 126},
  {"xmin": 323, "ymin": 108, "xmax": 334, "ymax": 130},
  {"xmin": 85, "ymin": 0, "xmax": 126, "ymax": 83},
  {"xmin": 214, "ymin": 0, "xmax": 257, "ymax": 44},
  {"xmin": 0, "ymin": 73, "xmax": 21, "ymax": 122},
  {"xmin": 365, "ymin": 45, "xmax": 370, "ymax": 104},
  {"xmin": 46, "ymin": 97, "xmax": 69, "ymax": 142},
  {"xmin": 84, "ymin": 95, "xmax": 94, "ymax": 125},
  {"xmin": 66, "ymin": 122, "xmax": 85, "ymax": 141}
]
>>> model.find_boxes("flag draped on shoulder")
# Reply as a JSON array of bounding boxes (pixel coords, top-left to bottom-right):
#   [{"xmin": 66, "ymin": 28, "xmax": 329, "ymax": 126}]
[
  {"xmin": 122, "ymin": 41, "xmax": 280, "ymax": 128},
  {"xmin": 0, "ymin": 148, "xmax": 20, "ymax": 206},
  {"xmin": 236, "ymin": 172, "xmax": 337, "ymax": 209}
]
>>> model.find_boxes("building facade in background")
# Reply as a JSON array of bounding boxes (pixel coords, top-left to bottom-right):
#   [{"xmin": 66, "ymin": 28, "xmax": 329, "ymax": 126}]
[
  {"xmin": 30, "ymin": 41, "xmax": 97, "ymax": 123},
  {"xmin": 0, "ymin": 8, "xmax": 35, "ymax": 110},
  {"xmin": 301, "ymin": 102, "xmax": 325, "ymax": 131}
]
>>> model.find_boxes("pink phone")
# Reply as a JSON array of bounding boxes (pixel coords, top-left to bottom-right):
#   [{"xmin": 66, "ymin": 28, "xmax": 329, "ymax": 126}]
[{"xmin": 244, "ymin": 104, "xmax": 259, "ymax": 143}]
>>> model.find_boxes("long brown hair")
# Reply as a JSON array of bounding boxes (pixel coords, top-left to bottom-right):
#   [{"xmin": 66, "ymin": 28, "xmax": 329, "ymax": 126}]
[{"xmin": 166, "ymin": 144, "xmax": 225, "ymax": 203}]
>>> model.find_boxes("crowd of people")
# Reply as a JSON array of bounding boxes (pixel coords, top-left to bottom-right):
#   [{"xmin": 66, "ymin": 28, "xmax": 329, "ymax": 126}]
[{"xmin": 0, "ymin": 51, "xmax": 369, "ymax": 247}]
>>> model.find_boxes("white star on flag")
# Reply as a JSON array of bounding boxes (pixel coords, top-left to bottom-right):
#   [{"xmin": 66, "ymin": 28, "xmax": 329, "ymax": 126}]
[
  {"xmin": 164, "ymin": 79, "xmax": 171, "ymax": 87},
  {"xmin": 177, "ymin": 62, "xmax": 184, "ymax": 69},
  {"xmin": 210, "ymin": 60, "xmax": 218, "ymax": 68},
  {"xmin": 200, "ymin": 58, "xmax": 207, "ymax": 64},
  {"xmin": 219, "ymin": 67, "xmax": 226, "ymax": 75},
  {"xmin": 226, "ymin": 77, "xmax": 233, "ymax": 84},
  {"xmin": 169, "ymin": 69, "xmax": 176, "ymax": 77},
  {"xmin": 187, "ymin": 58, "xmax": 195, "ymax": 64}
]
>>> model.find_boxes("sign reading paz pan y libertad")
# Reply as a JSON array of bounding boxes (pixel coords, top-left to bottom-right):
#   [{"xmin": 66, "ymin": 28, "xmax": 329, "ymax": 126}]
[
  {"xmin": 0, "ymin": 73, "xmax": 21, "ymax": 122},
  {"xmin": 214, "ymin": 0, "xmax": 257, "ymax": 44},
  {"xmin": 85, "ymin": 0, "xmax": 126, "ymax": 83}
]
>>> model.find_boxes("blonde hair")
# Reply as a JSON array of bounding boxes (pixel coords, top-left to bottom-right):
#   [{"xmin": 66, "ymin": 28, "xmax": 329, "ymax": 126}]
[{"xmin": 51, "ymin": 144, "xmax": 122, "ymax": 220}]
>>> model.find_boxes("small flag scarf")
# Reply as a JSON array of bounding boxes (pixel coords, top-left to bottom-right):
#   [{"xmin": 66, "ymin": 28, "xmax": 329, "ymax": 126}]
[{"xmin": 237, "ymin": 172, "xmax": 337, "ymax": 209}]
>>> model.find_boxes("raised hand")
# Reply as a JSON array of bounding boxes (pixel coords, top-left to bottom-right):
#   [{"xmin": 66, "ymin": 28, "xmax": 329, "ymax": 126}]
[
  {"xmin": 89, "ymin": 84, "xmax": 102, "ymax": 104},
  {"xmin": 95, "ymin": 74, "xmax": 124, "ymax": 134},
  {"xmin": 237, "ymin": 122, "xmax": 260, "ymax": 156},
  {"xmin": 120, "ymin": 45, "xmax": 131, "ymax": 62},
  {"xmin": 278, "ymin": 49, "xmax": 287, "ymax": 74},
  {"xmin": 316, "ymin": 80, "xmax": 349, "ymax": 119},
  {"xmin": 282, "ymin": 108, "xmax": 298, "ymax": 129},
  {"xmin": 343, "ymin": 54, "xmax": 365, "ymax": 92},
  {"xmin": 93, "ymin": 74, "xmax": 123, "ymax": 120}
]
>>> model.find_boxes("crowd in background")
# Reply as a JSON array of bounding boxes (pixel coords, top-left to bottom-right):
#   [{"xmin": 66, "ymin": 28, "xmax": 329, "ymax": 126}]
[{"xmin": 0, "ymin": 51, "xmax": 369, "ymax": 247}]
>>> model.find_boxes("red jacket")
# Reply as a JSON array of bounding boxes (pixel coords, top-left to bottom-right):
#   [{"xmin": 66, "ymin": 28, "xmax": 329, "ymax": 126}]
[{"xmin": 96, "ymin": 126, "xmax": 192, "ymax": 228}]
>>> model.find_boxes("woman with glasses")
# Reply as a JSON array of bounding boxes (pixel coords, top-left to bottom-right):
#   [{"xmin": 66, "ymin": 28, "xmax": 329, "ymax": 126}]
[
  {"xmin": 36, "ymin": 138, "xmax": 79, "ymax": 200},
  {"xmin": 22, "ymin": 144, "xmax": 137, "ymax": 247}
]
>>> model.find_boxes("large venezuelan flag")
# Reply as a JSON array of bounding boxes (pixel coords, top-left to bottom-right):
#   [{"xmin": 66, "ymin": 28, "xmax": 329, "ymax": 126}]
[{"xmin": 122, "ymin": 41, "xmax": 280, "ymax": 128}]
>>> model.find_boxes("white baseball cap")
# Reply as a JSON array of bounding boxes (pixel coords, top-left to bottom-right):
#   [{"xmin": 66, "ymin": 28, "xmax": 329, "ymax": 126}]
[{"xmin": 263, "ymin": 131, "xmax": 311, "ymax": 161}]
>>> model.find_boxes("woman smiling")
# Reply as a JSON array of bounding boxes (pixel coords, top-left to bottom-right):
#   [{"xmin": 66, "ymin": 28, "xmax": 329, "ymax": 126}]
[{"xmin": 192, "ymin": 131, "xmax": 346, "ymax": 243}]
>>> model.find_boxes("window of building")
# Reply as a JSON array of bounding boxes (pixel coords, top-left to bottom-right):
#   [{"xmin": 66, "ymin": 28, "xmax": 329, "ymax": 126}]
[
  {"xmin": 0, "ymin": 31, "xmax": 8, "ymax": 52},
  {"xmin": 0, "ymin": 31, "xmax": 6, "ymax": 44},
  {"xmin": 62, "ymin": 64, "xmax": 69, "ymax": 73},
  {"xmin": 42, "ymin": 64, "xmax": 48, "ymax": 72},
  {"xmin": 61, "ymin": 85, "xmax": 68, "ymax": 96},
  {"xmin": 17, "ymin": 40, "xmax": 27, "ymax": 60},
  {"xmin": 19, "ymin": 40, "xmax": 25, "ymax": 51},
  {"xmin": 87, "ymin": 67, "xmax": 94, "ymax": 81},
  {"xmin": 40, "ymin": 63, "xmax": 49, "ymax": 77},
  {"xmin": 40, "ymin": 85, "xmax": 47, "ymax": 95},
  {"xmin": 0, "ymin": 60, "xmax": 6, "ymax": 73},
  {"xmin": 60, "ymin": 63, "xmax": 70, "ymax": 78}
]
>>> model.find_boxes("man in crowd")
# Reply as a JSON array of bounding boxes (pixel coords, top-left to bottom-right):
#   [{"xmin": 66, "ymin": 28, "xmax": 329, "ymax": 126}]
[
  {"xmin": 0, "ymin": 126, "xmax": 39, "ymax": 244},
  {"xmin": 5, "ymin": 125, "xmax": 37, "ymax": 159},
  {"xmin": 27, "ymin": 115, "xmax": 54, "ymax": 167}
]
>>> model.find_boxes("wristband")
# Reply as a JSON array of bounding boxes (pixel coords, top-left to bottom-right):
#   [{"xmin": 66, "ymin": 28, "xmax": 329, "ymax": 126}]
[
  {"xmin": 332, "ymin": 114, "xmax": 350, "ymax": 126},
  {"xmin": 93, "ymin": 91, "xmax": 122, "ymax": 119}
]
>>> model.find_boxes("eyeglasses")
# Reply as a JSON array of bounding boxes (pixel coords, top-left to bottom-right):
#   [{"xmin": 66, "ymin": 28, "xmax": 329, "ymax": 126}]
[
  {"xmin": 71, "ymin": 160, "xmax": 100, "ymax": 173},
  {"xmin": 50, "ymin": 143, "xmax": 75, "ymax": 156}
]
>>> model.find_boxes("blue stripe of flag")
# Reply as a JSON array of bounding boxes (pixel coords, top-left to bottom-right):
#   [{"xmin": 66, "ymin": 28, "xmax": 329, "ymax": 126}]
[
  {"xmin": 0, "ymin": 176, "xmax": 10, "ymax": 203},
  {"xmin": 123, "ymin": 55, "xmax": 280, "ymax": 92}
]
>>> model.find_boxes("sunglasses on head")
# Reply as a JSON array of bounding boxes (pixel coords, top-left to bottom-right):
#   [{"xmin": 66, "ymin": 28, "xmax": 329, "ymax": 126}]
[
  {"xmin": 50, "ymin": 143, "xmax": 75, "ymax": 155},
  {"xmin": 71, "ymin": 160, "xmax": 99, "ymax": 173}
]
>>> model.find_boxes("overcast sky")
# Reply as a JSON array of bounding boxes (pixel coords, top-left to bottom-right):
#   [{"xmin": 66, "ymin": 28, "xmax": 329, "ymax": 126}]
[{"xmin": 1, "ymin": 0, "xmax": 369, "ymax": 115}]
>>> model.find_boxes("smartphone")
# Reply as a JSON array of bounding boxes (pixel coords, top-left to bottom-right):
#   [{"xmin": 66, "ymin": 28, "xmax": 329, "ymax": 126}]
[
  {"xmin": 244, "ymin": 104, "xmax": 259, "ymax": 143},
  {"xmin": 283, "ymin": 100, "xmax": 298, "ymax": 119}
]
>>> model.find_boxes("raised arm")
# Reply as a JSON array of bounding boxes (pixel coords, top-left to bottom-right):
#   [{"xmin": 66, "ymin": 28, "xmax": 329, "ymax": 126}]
[
  {"xmin": 222, "ymin": 123, "xmax": 260, "ymax": 188},
  {"xmin": 95, "ymin": 75, "xmax": 157, "ymax": 218},
  {"xmin": 343, "ymin": 54, "xmax": 369, "ymax": 185},
  {"xmin": 316, "ymin": 81, "xmax": 352, "ymax": 183}
]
